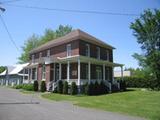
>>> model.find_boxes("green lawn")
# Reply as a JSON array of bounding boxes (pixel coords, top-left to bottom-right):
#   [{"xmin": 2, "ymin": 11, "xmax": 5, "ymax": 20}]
[{"xmin": 42, "ymin": 89, "xmax": 160, "ymax": 120}]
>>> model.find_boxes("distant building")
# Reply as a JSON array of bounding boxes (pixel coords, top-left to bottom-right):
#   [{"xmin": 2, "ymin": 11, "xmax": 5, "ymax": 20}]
[
  {"xmin": 0, "ymin": 63, "xmax": 29, "ymax": 86},
  {"xmin": 114, "ymin": 70, "xmax": 132, "ymax": 77}
]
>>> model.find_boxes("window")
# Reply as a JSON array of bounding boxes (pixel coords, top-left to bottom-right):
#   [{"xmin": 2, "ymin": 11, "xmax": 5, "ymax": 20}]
[
  {"xmin": 47, "ymin": 50, "xmax": 50, "ymax": 57},
  {"xmin": 31, "ymin": 54, "xmax": 35, "ymax": 63},
  {"xmin": 85, "ymin": 44, "xmax": 90, "ymax": 57},
  {"xmin": 67, "ymin": 44, "xmax": 71, "ymax": 57},
  {"xmin": 96, "ymin": 47, "xmax": 100, "ymax": 59},
  {"xmin": 96, "ymin": 66, "xmax": 102, "ymax": 80},
  {"xmin": 42, "ymin": 65, "xmax": 46, "ymax": 80},
  {"xmin": 32, "ymin": 68, "xmax": 37, "ymax": 80},
  {"xmin": 106, "ymin": 50, "xmax": 109, "ymax": 61},
  {"xmin": 86, "ymin": 64, "xmax": 88, "ymax": 79},
  {"xmin": 39, "ymin": 52, "xmax": 42, "ymax": 58}
]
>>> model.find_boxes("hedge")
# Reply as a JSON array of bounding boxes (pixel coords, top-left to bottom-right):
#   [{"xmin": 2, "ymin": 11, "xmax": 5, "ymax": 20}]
[
  {"xmin": 85, "ymin": 81, "xmax": 108, "ymax": 95},
  {"xmin": 33, "ymin": 81, "xmax": 39, "ymax": 91},
  {"xmin": 40, "ymin": 81, "xmax": 46, "ymax": 92},
  {"xmin": 13, "ymin": 84, "xmax": 34, "ymax": 91},
  {"xmin": 70, "ymin": 82, "xmax": 78, "ymax": 95},
  {"xmin": 63, "ymin": 81, "xmax": 68, "ymax": 94},
  {"xmin": 116, "ymin": 77, "xmax": 150, "ymax": 88},
  {"xmin": 57, "ymin": 80, "xmax": 63, "ymax": 94}
]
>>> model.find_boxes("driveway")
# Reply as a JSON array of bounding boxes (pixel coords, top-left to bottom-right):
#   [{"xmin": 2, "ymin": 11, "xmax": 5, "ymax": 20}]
[{"xmin": 0, "ymin": 87, "xmax": 144, "ymax": 120}]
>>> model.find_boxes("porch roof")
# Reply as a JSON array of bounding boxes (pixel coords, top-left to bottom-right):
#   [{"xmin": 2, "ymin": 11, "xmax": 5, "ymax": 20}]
[{"xmin": 57, "ymin": 55, "xmax": 123, "ymax": 67}]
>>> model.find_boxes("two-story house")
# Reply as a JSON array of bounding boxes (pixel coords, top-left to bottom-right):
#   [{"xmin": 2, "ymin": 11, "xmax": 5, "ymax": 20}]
[{"xmin": 26, "ymin": 29, "xmax": 123, "ymax": 91}]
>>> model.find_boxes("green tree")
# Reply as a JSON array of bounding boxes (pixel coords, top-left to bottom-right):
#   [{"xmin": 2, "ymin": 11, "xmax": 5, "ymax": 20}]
[
  {"xmin": 18, "ymin": 25, "xmax": 72, "ymax": 63},
  {"xmin": 0, "ymin": 66, "xmax": 5, "ymax": 73},
  {"xmin": 130, "ymin": 9, "xmax": 160, "ymax": 90},
  {"xmin": 18, "ymin": 34, "xmax": 40, "ymax": 63}
]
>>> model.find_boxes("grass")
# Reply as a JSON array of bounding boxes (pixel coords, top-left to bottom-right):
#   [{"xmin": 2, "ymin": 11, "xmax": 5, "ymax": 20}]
[
  {"xmin": 42, "ymin": 88, "xmax": 160, "ymax": 120},
  {"xmin": 19, "ymin": 90, "xmax": 35, "ymax": 94}
]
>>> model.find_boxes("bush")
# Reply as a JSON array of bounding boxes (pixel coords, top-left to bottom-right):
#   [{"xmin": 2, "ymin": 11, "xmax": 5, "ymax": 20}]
[
  {"xmin": 116, "ymin": 77, "xmax": 150, "ymax": 88},
  {"xmin": 85, "ymin": 82, "xmax": 93, "ymax": 95},
  {"xmin": 119, "ymin": 80, "xmax": 126, "ymax": 91},
  {"xmin": 33, "ymin": 81, "xmax": 39, "ymax": 91},
  {"xmin": 94, "ymin": 81, "xmax": 99, "ymax": 95},
  {"xmin": 13, "ymin": 84, "xmax": 24, "ymax": 89},
  {"xmin": 57, "ymin": 80, "xmax": 63, "ymax": 94},
  {"xmin": 40, "ymin": 81, "xmax": 46, "ymax": 92},
  {"xmin": 70, "ymin": 82, "xmax": 78, "ymax": 95},
  {"xmin": 63, "ymin": 81, "xmax": 68, "ymax": 94},
  {"xmin": 100, "ymin": 81, "xmax": 107, "ymax": 94},
  {"xmin": 22, "ymin": 84, "xmax": 34, "ymax": 91}
]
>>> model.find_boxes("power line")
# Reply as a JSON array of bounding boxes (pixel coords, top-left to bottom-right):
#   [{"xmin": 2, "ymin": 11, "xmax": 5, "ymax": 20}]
[
  {"xmin": 6, "ymin": 4, "xmax": 139, "ymax": 16},
  {"xmin": 0, "ymin": 15, "xmax": 20, "ymax": 52},
  {"xmin": 0, "ymin": 0, "xmax": 23, "ymax": 4}
]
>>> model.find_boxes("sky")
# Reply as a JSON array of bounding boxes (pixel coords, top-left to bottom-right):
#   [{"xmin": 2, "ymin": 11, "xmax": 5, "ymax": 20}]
[{"xmin": 0, "ymin": 0, "xmax": 159, "ymax": 68}]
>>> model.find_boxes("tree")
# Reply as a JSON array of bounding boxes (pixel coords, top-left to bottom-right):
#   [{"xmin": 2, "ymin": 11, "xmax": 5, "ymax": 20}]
[
  {"xmin": 18, "ymin": 25, "xmax": 72, "ymax": 63},
  {"xmin": 18, "ymin": 34, "xmax": 40, "ymax": 63},
  {"xmin": 0, "ymin": 66, "xmax": 5, "ymax": 73},
  {"xmin": 130, "ymin": 9, "xmax": 160, "ymax": 90}
]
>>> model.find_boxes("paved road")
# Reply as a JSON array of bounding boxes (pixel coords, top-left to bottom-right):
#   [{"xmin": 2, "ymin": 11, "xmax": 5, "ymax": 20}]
[{"xmin": 0, "ymin": 87, "xmax": 144, "ymax": 120}]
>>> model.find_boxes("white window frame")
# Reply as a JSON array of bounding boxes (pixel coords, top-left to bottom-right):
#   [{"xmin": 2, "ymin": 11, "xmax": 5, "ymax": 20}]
[
  {"xmin": 96, "ymin": 47, "xmax": 100, "ymax": 59},
  {"xmin": 96, "ymin": 66, "xmax": 102, "ymax": 80},
  {"xmin": 106, "ymin": 50, "xmax": 109, "ymax": 61},
  {"xmin": 32, "ymin": 54, "xmax": 35, "ymax": 63},
  {"xmin": 85, "ymin": 44, "xmax": 90, "ymax": 57},
  {"xmin": 67, "ymin": 44, "xmax": 71, "ymax": 57},
  {"xmin": 47, "ymin": 50, "xmax": 50, "ymax": 57},
  {"xmin": 39, "ymin": 52, "xmax": 42, "ymax": 58},
  {"xmin": 31, "ymin": 68, "xmax": 37, "ymax": 80}
]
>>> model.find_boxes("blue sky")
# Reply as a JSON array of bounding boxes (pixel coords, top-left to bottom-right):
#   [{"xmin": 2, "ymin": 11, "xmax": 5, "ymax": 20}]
[{"xmin": 0, "ymin": 0, "xmax": 159, "ymax": 68}]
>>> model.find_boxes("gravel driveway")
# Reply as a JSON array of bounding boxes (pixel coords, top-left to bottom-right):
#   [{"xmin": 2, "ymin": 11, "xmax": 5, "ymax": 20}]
[{"xmin": 0, "ymin": 87, "xmax": 144, "ymax": 120}]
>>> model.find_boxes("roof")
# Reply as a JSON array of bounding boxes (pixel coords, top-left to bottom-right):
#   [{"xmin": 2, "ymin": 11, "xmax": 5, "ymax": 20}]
[
  {"xmin": 0, "ymin": 63, "xmax": 29, "ymax": 76},
  {"xmin": 30, "ymin": 29, "xmax": 115, "ymax": 54}
]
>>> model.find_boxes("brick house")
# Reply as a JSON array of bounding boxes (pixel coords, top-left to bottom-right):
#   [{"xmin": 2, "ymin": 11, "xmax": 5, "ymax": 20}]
[{"xmin": 26, "ymin": 29, "xmax": 123, "ymax": 91}]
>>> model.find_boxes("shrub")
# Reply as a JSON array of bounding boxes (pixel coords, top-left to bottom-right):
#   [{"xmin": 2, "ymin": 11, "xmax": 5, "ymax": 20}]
[
  {"xmin": 63, "ymin": 81, "xmax": 68, "ymax": 94},
  {"xmin": 70, "ymin": 82, "xmax": 78, "ymax": 95},
  {"xmin": 111, "ymin": 84, "xmax": 119, "ymax": 92},
  {"xmin": 85, "ymin": 82, "xmax": 93, "ymax": 95},
  {"xmin": 116, "ymin": 77, "xmax": 150, "ymax": 88},
  {"xmin": 57, "ymin": 80, "xmax": 63, "ymax": 94},
  {"xmin": 94, "ymin": 81, "xmax": 99, "ymax": 95},
  {"xmin": 14, "ymin": 84, "xmax": 24, "ymax": 89},
  {"xmin": 100, "ymin": 81, "xmax": 107, "ymax": 94},
  {"xmin": 119, "ymin": 80, "xmax": 126, "ymax": 91},
  {"xmin": 40, "ymin": 81, "xmax": 46, "ymax": 92},
  {"xmin": 23, "ymin": 84, "xmax": 34, "ymax": 91},
  {"xmin": 33, "ymin": 81, "xmax": 39, "ymax": 91}
]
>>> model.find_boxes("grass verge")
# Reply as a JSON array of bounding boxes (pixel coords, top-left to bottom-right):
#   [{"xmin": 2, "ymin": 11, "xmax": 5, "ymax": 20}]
[{"xmin": 42, "ymin": 88, "xmax": 160, "ymax": 120}]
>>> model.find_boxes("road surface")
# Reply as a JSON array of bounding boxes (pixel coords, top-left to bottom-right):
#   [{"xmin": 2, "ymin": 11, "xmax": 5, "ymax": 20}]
[{"xmin": 0, "ymin": 87, "xmax": 144, "ymax": 120}]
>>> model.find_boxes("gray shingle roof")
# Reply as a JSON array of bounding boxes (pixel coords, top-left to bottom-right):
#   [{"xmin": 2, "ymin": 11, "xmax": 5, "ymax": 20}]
[{"xmin": 30, "ymin": 29, "xmax": 115, "ymax": 54}]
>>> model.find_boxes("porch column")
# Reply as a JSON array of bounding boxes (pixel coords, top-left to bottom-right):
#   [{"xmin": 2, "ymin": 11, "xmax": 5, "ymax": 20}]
[
  {"xmin": 103, "ymin": 64, "xmax": 105, "ymax": 81},
  {"xmin": 67, "ymin": 61, "xmax": 70, "ymax": 82},
  {"xmin": 121, "ymin": 66, "xmax": 123, "ymax": 80},
  {"xmin": 59, "ymin": 63, "xmax": 61, "ymax": 80},
  {"xmin": 88, "ymin": 61, "xmax": 91, "ymax": 83},
  {"xmin": 78, "ymin": 59, "xmax": 81, "ymax": 86}
]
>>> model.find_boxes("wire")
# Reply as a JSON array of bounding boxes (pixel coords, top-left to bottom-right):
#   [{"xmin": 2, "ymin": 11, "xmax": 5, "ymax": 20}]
[
  {"xmin": 0, "ymin": 15, "xmax": 20, "ymax": 52},
  {"xmin": 0, "ymin": 0, "xmax": 23, "ymax": 4},
  {"xmin": 5, "ymin": 4, "xmax": 139, "ymax": 16}
]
